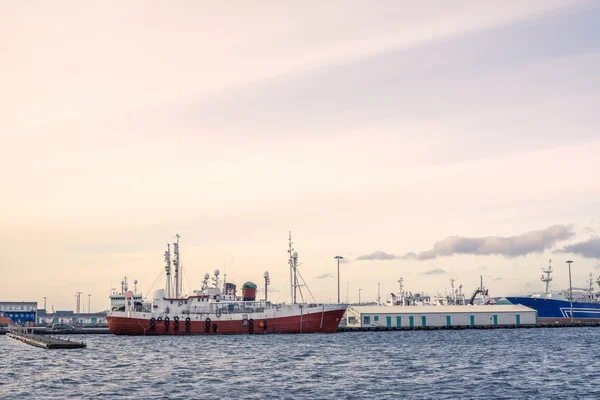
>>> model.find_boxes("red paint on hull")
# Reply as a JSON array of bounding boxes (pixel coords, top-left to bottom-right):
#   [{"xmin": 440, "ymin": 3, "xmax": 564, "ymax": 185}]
[{"xmin": 107, "ymin": 309, "xmax": 345, "ymax": 335}]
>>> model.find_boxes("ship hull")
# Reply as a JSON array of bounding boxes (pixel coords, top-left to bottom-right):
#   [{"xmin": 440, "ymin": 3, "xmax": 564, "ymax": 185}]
[
  {"xmin": 506, "ymin": 297, "xmax": 600, "ymax": 321},
  {"xmin": 107, "ymin": 307, "xmax": 346, "ymax": 335}
]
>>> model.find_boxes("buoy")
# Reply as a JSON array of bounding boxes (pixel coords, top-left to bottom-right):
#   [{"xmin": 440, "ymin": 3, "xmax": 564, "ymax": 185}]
[{"xmin": 259, "ymin": 322, "xmax": 264, "ymax": 329}]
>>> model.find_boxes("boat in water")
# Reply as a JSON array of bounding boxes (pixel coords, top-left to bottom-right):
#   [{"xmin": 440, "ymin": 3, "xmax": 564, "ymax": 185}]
[
  {"xmin": 506, "ymin": 259, "xmax": 600, "ymax": 321},
  {"xmin": 385, "ymin": 276, "xmax": 491, "ymax": 306},
  {"xmin": 107, "ymin": 233, "xmax": 347, "ymax": 335}
]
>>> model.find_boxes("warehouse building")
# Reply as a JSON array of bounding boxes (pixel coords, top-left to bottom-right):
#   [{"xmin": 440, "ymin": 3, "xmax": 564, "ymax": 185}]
[
  {"xmin": 36, "ymin": 310, "xmax": 108, "ymax": 326},
  {"xmin": 0, "ymin": 301, "xmax": 38, "ymax": 324},
  {"xmin": 346, "ymin": 304, "xmax": 537, "ymax": 328}
]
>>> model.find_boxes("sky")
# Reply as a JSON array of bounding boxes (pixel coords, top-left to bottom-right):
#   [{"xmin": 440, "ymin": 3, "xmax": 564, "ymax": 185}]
[{"xmin": 2, "ymin": 0, "xmax": 600, "ymax": 311}]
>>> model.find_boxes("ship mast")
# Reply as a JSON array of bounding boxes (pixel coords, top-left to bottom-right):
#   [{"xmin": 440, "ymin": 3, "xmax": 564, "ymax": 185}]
[
  {"xmin": 541, "ymin": 259, "xmax": 553, "ymax": 296},
  {"xmin": 398, "ymin": 277, "xmax": 404, "ymax": 305},
  {"xmin": 164, "ymin": 244, "xmax": 172, "ymax": 298},
  {"xmin": 288, "ymin": 232, "xmax": 295, "ymax": 303},
  {"xmin": 173, "ymin": 234, "xmax": 181, "ymax": 298},
  {"xmin": 287, "ymin": 232, "xmax": 306, "ymax": 304}
]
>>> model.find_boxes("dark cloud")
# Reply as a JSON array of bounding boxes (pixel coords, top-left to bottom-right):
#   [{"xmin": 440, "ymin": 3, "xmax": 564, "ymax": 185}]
[
  {"xmin": 421, "ymin": 268, "xmax": 446, "ymax": 275},
  {"xmin": 556, "ymin": 238, "xmax": 600, "ymax": 259},
  {"xmin": 401, "ymin": 225, "xmax": 573, "ymax": 260},
  {"xmin": 314, "ymin": 273, "xmax": 334, "ymax": 280},
  {"xmin": 356, "ymin": 251, "xmax": 397, "ymax": 261}
]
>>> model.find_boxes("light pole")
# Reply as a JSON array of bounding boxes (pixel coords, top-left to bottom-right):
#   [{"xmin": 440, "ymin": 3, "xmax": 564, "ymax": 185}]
[
  {"xmin": 88, "ymin": 294, "xmax": 91, "ymax": 314},
  {"xmin": 566, "ymin": 260, "xmax": 574, "ymax": 322},
  {"xmin": 334, "ymin": 256, "xmax": 343, "ymax": 303},
  {"xmin": 264, "ymin": 271, "xmax": 270, "ymax": 301},
  {"xmin": 43, "ymin": 297, "xmax": 47, "ymax": 311},
  {"xmin": 358, "ymin": 288, "xmax": 362, "ymax": 304}
]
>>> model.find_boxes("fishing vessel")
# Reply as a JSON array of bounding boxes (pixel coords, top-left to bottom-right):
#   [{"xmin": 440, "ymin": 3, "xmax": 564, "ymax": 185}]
[
  {"xmin": 107, "ymin": 233, "xmax": 347, "ymax": 335},
  {"xmin": 384, "ymin": 276, "xmax": 490, "ymax": 306},
  {"xmin": 506, "ymin": 259, "xmax": 600, "ymax": 321}
]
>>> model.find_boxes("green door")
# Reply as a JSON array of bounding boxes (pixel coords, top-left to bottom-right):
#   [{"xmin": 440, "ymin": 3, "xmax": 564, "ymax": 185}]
[
  {"xmin": 386, "ymin": 316, "xmax": 391, "ymax": 327},
  {"xmin": 446, "ymin": 316, "xmax": 451, "ymax": 326},
  {"xmin": 53, "ymin": 317, "xmax": 59, "ymax": 323},
  {"xmin": 470, "ymin": 315, "xmax": 475, "ymax": 326},
  {"xmin": 515, "ymin": 315, "xmax": 520, "ymax": 325},
  {"xmin": 421, "ymin": 316, "xmax": 427, "ymax": 327},
  {"xmin": 396, "ymin": 316, "xmax": 401, "ymax": 327},
  {"xmin": 493, "ymin": 315, "xmax": 498, "ymax": 325},
  {"xmin": 91, "ymin": 318, "xmax": 97, "ymax": 324},
  {"xmin": 409, "ymin": 316, "xmax": 414, "ymax": 327}
]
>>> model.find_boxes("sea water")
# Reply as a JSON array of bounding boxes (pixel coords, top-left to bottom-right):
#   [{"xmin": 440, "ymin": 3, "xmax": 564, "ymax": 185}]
[{"xmin": 1, "ymin": 328, "xmax": 599, "ymax": 399}]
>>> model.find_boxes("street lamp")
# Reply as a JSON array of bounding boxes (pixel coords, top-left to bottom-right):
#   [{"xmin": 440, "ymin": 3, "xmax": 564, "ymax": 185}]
[
  {"xmin": 264, "ymin": 271, "xmax": 270, "ymax": 301},
  {"xmin": 334, "ymin": 256, "xmax": 344, "ymax": 303},
  {"xmin": 358, "ymin": 288, "xmax": 362, "ymax": 304},
  {"xmin": 566, "ymin": 260, "xmax": 574, "ymax": 322}
]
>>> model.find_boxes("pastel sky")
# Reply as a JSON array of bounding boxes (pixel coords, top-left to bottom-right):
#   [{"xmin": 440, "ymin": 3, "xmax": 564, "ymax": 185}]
[{"xmin": 2, "ymin": 1, "xmax": 600, "ymax": 311}]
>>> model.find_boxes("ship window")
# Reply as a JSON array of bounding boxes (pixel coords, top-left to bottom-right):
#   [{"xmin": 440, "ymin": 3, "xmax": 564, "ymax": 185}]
[
  {"xmin": 374, "ymin": 316, "xmax": 379, "ymax": 322},
  {"xmin": 170, "ymin": 301, "xmax": 173, "ymax": 304},
  {"xmin": 363, "ymin": 316, "xmax": 371, "ymax": 325},
  {"xmin": 185, "ymin": 301, "xmax": 187, "ymax": 304},
  {"xmin": 348, "ymin": 316, "xmax": 356, "ymax": 324}
]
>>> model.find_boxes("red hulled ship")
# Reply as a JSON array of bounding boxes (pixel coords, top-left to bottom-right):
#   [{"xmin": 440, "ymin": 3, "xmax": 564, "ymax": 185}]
[{"xmin": 107, "ymin": 233, "xmax": 347, "ymax": 335}]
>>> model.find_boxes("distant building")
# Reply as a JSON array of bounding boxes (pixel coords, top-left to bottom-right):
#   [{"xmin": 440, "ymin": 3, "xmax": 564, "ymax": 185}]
[
  {"xmin": 36, "ymin": 310, "xmax": 107, "ymax": 325},
  {"xmin": 346, "ymin": 304, "xmax": 537, "ymax": 328},
  {"xmin": 0, "ymin": 301, "xmax": 38, "ymax": 324}
]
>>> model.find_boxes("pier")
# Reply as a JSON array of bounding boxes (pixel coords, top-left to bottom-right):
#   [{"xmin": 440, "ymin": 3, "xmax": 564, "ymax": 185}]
[
  {"xmin": 338, "ymin": 320, "xmax": 600, "ymax": 332},
  {"xmin": 7, "ymin": 330, "xmax": 86, "ymax": 349}
]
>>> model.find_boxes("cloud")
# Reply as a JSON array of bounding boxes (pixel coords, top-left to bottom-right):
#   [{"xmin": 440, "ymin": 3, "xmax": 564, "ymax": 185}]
[
  {"xmin": 556, "ymin": 238, "xmax": 600, "ymax": 259},
  {"xmin": 421, "ymin": 268, "xmax": 446, "ymax": 275},
  {"xmin": 402, "ymin": 224, "xmax": 573, "ymax": 260},
  {"xmin": 356, "ymin": 251, "xmax": 397, "ymax": 261},
  {"xmin": 583, "ymin": 226, "xmax": 596, "ymax": 236},
  {"xmin": 492, "ymin": 277, "xmax": 503, "ymax": 281},
  {"xmin": 314, "ymin": 273, "xmax": 334, "ymax": 280}
]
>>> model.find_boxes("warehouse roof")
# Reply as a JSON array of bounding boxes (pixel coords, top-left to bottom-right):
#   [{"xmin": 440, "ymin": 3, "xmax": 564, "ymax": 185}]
[{"xmin": 349, "ymin": 304, "xmax": 534, "ymax": 314}]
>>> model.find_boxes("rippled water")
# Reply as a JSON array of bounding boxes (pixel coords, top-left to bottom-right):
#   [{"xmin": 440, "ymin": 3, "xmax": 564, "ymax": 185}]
[{"xmin": 1, "ymin": 328, "xmax": 599, "ymax": 399}]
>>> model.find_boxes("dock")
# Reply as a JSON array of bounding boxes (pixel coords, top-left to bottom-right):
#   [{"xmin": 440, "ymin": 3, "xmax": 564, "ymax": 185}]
[
  {"xmin": 31, "ymin": 327, "xmax": 110, "ymax": 335},
  {"xmin": 338, "ymin": 320, "xmax": 600, "ymax": 332},
  {"xmin": 7, "ymin": 330, "xmax": 86, "ymax": 349}
]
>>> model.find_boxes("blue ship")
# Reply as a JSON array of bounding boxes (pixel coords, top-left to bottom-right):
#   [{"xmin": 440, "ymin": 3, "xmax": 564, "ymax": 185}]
[
  {"xmin": 505, "ymin": 297, "xmax": 600, "ymax": 320},
  {"xmin": 506, "ymin": 260, "xmax": 600, "ymax": 321}
]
